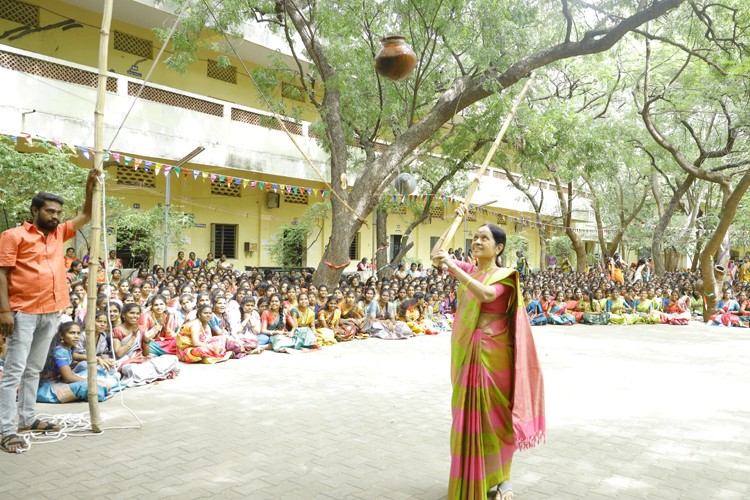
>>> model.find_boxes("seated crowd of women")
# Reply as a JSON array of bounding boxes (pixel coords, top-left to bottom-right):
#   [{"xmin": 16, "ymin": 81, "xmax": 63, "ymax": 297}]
[
  {"xmin": 521, "ymin": 269, "xmax": 750, "ymax": 327},
  {"xmin": 20, "ymin": 262, "xmax": 463, "ymax": 404},
  {"xmin": 6, "ymin": 257, "xmax": 745, "ymax": 405}
]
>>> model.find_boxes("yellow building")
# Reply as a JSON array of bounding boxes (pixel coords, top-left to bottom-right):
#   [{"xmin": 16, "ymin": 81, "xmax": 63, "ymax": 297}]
[{"xmin": 0, "ymin": 0, "xmax": 593, "ymax": 272}]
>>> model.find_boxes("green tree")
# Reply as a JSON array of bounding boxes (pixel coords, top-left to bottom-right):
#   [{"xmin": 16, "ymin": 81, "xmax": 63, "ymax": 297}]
[
  {"xmin": 161, "ymin": 0, "xmax": 687, "ymax": 286},
  {"xmin": 549, "ymin": 236, "xmax": 573, "ymax": 262},
  {"xmin": 113, "ymin": 206, "xmax": 194, "ymax": 268},
  {"xmin": 504, "ymin": 234, "xmax": 529, "ymax": 268},
  {"xmin": 634, "ymin": 5, "xmax": 750, "ymax": 315},
  {"xmin": 0, "ymin": 138, "xmax": 89, "ymax": 231},
  {"xmin": 268, "ymin": 201, "xmax": 330, "ymax": 269}
]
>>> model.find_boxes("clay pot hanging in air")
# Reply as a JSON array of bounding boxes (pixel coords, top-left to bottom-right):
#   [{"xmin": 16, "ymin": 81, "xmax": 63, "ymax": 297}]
[{"xmin": 374, "ymin": 35, "xmax": 417, "ymax": 81}]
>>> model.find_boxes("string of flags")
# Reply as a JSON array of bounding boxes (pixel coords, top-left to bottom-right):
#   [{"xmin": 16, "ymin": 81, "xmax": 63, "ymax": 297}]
[
  {"xmin": 3, "ymin": 131, "xmax": 331, "ymax": 198},
  {"xmin": 4, "ymin": 131, "xmax": 749, "ymax": 239}
]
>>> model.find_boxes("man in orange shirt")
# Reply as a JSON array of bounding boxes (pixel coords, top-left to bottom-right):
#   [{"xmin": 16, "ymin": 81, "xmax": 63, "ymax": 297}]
[{"xmin": 0, "ymin": 169, "xmax": 97, "ymax": 453}]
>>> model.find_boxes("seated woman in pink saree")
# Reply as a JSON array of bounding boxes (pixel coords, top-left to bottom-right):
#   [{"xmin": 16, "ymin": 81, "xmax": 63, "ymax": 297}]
[
  {"xmin": 432, "ymin": 211, "xmax": 545, "ymax": 500},
  {"xmin": 660, "ymin": 290, "xmax": 692, "ymax": 325}
]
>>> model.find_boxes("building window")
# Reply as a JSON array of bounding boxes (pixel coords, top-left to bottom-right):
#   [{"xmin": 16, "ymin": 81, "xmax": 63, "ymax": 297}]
[
  {"xmin": 116, "ymin": 165, "xmax": 155, "ymax": 188},
  {"xmin": 207, "ymin": 59, "xmax": 237, "ymax": 84},
  {"xmin": 0, "ymin": 0, "xmax": 39, "ymax": 28},
  {"xmin": 389, "ymin": 234, "xmax": 402, "ymax": 262},
  {"xmin": 210, "ymin": 179, "xmax": 241, "ymax": 197},
  {"xmin": 429, "ymin": 206, "xmax": 444, "ymax": 219},
  {"xmin": 430, "ymin": 237, "xmax": 440, "ymax": 252},
  {"xmin": 349, "ymin": 233, "xmax": 360, "ymax": 261},
  {"xmin": 283, "ymin": 191, "xmax": 309, "ymax": 205},
  {"xmin": 212, "ymin": 223, "xmax": 237, "ymax": 259},
  {"xmin": 113, "ymin": 31, "xmax": 152, "ymax": 60}
]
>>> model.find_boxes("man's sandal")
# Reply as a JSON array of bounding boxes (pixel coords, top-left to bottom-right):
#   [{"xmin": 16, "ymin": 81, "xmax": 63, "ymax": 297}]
[
  {"xmin": 1, "ymin": 434, "xmax": 29, "ymax": 453},
  {"xmin": 18, "ymin": 419, "xmax": 62, "ymax": 433}
]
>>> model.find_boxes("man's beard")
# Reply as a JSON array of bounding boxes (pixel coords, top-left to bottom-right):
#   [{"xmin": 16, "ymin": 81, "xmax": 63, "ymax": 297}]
[{"xmin": 37, "ymin": 219, "xmax": 59, "ymax": 231}]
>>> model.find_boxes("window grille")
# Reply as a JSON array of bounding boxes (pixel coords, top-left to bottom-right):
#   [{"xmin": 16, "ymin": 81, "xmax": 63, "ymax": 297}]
[
  {"xmin": 281, "ymin": 82, "xmax": 305, "ymax": 102},
  {"xmin": 429, "ymin": 206, "xmax": 444, "ymax": 219},
  {"xmin": 0, "ymin": 0, "xmax": 39, "ymax": 28},
  {"xmin": 116, "ymin": 164, "xmax": 155, "ymax": 187},
  {"xmin": 389, "ymin": 205, "xmax": 406, "ymax": 215},
  {"xmin": 0, "ymin": 50, "xmax": 117, "ymax": 91},
  {"xmin": 467, "ymin": 208, "xmax": 477, "ymax": 221},
  {"xmin": 348, "ymin": 233, "xmax": 360, "ymax": 261},
  {"xmin": 212, "ymin": 224, "xmax": 237, "ymax": 259},
  {"xmin": 128, "ymin": 82, "xmax": 223, "ymax": 117},
  {"xmin": 210, "ymin": 180, "xmax": 241, "ymax": 197},
  {"xmin": 230, "ymin": 108, "xmax": 303, "ymax": 135},
  {"xmin": 113, "ymin": 31, "xmax": 152, "ymax": 60},
  {"xmin": 207, "ymin": 59, "xmax": 237, "ymax": 84},
  {"xmin": 283, "ymin": 191, "xmax": 308, "ymax": 205}
]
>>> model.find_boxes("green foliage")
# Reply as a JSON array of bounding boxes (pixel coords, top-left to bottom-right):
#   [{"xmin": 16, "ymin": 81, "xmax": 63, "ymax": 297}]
[
  {"xmin": 113, "ymin": 206, "xmax": 194, "ymax": 267},
  {"xmin": 0, "ymin": 138, "xmax": 89, "ymax": 230},
  {"xmin": 549, "ymin": 236, "xmax": 573, "ymax": 261},
  {"xmin": 504, "ymin": 234, "xmax": 529, "ymax": 264},
  {"xmin": 268, "ymin": 201, "xmax": 330, "ymax": 268}
]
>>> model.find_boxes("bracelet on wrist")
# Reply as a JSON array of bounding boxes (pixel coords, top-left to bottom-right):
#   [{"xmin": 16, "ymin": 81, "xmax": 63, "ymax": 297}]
[{"xmin": 0, "ymin": 310, "xmax": 11, "ymax": 313}]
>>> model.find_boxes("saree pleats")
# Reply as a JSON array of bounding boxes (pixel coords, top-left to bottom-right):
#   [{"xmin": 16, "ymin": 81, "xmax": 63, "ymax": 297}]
[{"xmin": 448, "ymin": 267, "xmax": 544, "ymax": 500}]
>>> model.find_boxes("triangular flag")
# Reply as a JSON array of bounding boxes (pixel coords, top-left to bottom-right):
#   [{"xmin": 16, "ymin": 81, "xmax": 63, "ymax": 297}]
[
  {"xmin": 154, "ymin": 164, "xmax": 162, "ymax": 175},
  {"xmin": 193, "ymin": 170, "xmax": 200, "ymax": 180},
  {"xmin": 112, "ymin": 152, "xmax": 120, "ymax": 162},
  {"xmin": 258, "ymin": 182, "xmax": 265, "ymax": 190},
  {"xmin": 242, "ymin": 180, "xmax": 249, "ymax": 189},
  {"xmin": 134, "ymin": 158, "xmax": 142, "ymax": 169},
  {"xmin": 210, "ymin": 174, "xmax": 217, "ymax": 182}
]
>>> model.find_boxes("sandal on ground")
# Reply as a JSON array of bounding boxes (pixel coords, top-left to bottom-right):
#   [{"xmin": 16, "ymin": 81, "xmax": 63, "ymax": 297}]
[
  {"xmin": 1, "ymin": 434, "xmax": 29, "ymax": 453},
  {"xmin": 495, "ymin": 481, "xmax": 513, "ymax": 500},
  {"xmin": 18, "ymin": 418, "xmax": 62, "ymax": 434}
]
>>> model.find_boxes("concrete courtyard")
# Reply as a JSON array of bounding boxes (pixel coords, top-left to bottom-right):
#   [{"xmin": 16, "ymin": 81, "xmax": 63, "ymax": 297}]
[{"xmin": 1, "ymin": 322, "xmax": 749, "ymax": 499}]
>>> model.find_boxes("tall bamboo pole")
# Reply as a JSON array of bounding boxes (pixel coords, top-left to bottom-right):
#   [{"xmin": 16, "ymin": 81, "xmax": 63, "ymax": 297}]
[
  {"xmin": 85, "ymin": 0, "xmax": 114, "ymax": 432},
  {"xmin": 432, "ymin": 76, "xmax": 534, "ymax": 256}
]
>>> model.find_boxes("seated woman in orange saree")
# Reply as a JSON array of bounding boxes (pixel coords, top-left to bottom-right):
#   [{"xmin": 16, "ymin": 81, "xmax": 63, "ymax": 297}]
[
  {"xmin": 176, "ymin": 305, "xmax": 232, "ymax": 364},
  {"xmin": 433, "ymin": 219, "xmax": 544, "ymax": 500}
]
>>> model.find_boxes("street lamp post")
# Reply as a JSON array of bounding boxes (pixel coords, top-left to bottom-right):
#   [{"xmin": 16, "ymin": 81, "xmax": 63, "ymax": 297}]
[{"xmin": 163, "ymin": 146, "xmax": 205, "ymax": 268}]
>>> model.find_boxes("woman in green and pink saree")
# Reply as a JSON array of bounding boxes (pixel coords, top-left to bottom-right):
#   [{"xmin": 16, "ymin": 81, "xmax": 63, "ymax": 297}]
[{"xmin": 433, "ymin": 208, "xmax": 545, "ymax": 500}]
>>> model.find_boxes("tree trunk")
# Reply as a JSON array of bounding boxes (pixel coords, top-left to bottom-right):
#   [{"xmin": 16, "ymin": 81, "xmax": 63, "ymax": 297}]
[
  {"xmin": 312, "ymin": 202, "xmax": 363, "ymax": 288},
  {"xmin": 537, "ymin": 219, "xmax": 547, "ymax": 273},
  {"xmin": 84, "ymin": 0, "xmax": 113, "ymax": 433},
  {"xmin": 700, "ymin": 172, "xmax": 750, "ymax": 319},
  {"xmin": 566, "ymin": 228, "xmax": 588, "ymax": 272},
  {"xmin": 376, "ymin": 208, "xmax": 389, "ymax": 277},
  {"xmin": 651, "ymin": 175, "xmax": 695, "ymax": 276}
]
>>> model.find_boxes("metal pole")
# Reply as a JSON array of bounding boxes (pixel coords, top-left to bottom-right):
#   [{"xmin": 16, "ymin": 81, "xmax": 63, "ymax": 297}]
[
  {"xmin": 163, "ymin": 173, "xmax": 170, "ymax": 269},
  {"xmin": 162, "ymin": 146, "xmax": 205, "ymax": 269}
]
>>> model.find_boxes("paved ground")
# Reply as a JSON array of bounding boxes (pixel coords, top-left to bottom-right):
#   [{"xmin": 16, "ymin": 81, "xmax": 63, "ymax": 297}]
[{"xmin": 1, "ymin": 322, "xmax": 749, "ymax": 499}]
